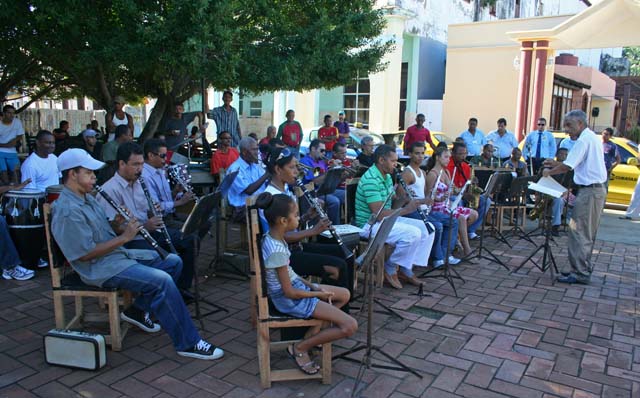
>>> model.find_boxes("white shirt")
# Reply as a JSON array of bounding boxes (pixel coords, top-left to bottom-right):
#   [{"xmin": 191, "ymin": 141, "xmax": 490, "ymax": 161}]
[
  {"xmin": 564, "ymin": 128, "xmax": 607, "ymax": 186},
  {"xmin": 406, "ymin": 166, "xmax": 426, "ymax": 199},
  {"xmin": 20, "ymin": 152, "xmax": 60, "ymax": 191},
  {"xmin": 0, "ymin": 118, "xmax": 24, "ymax": 154}
]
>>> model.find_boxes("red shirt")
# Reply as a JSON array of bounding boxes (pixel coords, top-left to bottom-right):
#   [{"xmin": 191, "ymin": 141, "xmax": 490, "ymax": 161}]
[
  {"xmin": 445, "ymin": 160, "xmax": 471, "ymax": 189},
  {"xmin": 318, "ymin": 126, "xmax": 339, "ymax": 151},
  {"xmin": 282, "ymin": 123, "xmax": 302, "ymax": 147},
  {"xmin": 404, "ymin": 125, "xmax": 432, "ymax": 148},
  {"xmin": 210, "ymin": 147, "xmax": 239, "ymax": 175}
]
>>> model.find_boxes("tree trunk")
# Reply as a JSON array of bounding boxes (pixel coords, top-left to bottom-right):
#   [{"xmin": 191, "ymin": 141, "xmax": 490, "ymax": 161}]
[{"xmin": 140, "ymin": 94, "xmax": 171, "ymax": 143}]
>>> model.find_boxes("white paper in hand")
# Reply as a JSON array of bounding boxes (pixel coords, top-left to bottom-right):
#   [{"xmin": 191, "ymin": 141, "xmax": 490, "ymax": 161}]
[{"xmin": 528, "ymin": 176, "xmax": 567, "ymax": 198}]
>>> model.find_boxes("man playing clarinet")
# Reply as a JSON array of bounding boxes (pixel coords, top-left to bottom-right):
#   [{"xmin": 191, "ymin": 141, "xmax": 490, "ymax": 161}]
[{"xmin": 52, "ymin": 148, "xmax": 223, "ymax": 360}]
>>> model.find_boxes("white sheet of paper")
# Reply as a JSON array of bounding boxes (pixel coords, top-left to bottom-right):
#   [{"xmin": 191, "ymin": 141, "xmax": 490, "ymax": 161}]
[{"xmin": 528, "ymin": 176, "xmax": 567, "ymax": 198}]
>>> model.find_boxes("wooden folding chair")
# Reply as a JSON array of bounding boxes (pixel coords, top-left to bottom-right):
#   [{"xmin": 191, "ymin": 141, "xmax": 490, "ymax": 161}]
[
  {"xmin": 44, "ymin": 204, "xmax": 131, "ymax": 351},
  {"xmin": 246, "ymin": 204, "xmax": 332, "ymax": 388}
]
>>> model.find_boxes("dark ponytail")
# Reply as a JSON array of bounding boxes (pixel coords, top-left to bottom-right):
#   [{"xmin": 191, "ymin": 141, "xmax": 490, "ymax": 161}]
[
  {"xmin": 426, "ymin": 146, "xmax": 450, "ymax": 171},
  {"xmin": 264, "ymin": 147, "xmax": 295, "ymax": 174},
  {"xmin": 255, "ymin": 192, "xmax": 295, "ymax": 225}
]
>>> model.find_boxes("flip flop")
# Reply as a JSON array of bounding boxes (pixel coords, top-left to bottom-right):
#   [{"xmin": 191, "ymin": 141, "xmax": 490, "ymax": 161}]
[{"xmin": 287, "ymin": 344, "xmax": 319, "ymax": 375}]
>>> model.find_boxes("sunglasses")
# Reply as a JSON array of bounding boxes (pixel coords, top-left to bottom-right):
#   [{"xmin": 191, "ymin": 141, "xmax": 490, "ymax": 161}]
[
  {"xmin": 319, "ymin": 149, "xmax": 326, "ymax": 153},
  {"xmin": 537, "ymin": 123, "xmax": 546, "ymax": 126},
  {"xmin": 152, "ymin": 152, "xmax": 167, "ymax": 159}
]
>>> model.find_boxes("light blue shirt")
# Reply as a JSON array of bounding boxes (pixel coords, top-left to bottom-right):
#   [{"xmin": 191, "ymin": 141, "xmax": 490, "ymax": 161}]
[
  {"xmin": 141, "ymin": 163, "xmax": 175, "ymax": 214},
  {"xmin": 486, "ymin": 130, "xmax": 518, "ymax": 159},
  {"xmin": 226, "ymin": 157, "xmax": 266, "ymax": 207},
  {"xmin": 523, "ymin": 130, "xmax": 556, "ymax": 160},
  {"xmin": 559, "ymin": 137, "xmax": 576, "ymax": 153},
  {"xmin": 458, "ymin": 129, "xmax": 486, "ymax": 157}
]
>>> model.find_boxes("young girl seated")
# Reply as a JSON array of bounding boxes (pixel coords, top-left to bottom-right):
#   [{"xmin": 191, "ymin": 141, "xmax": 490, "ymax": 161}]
[{"xmin": 257, "ymin": 192, "xmax": 357, "ymax": 375}]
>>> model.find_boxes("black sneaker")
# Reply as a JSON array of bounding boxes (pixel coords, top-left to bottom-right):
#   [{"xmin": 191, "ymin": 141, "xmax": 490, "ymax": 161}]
[
  {"xmin": 177, "ymin": 339, "xmax": 224, "ymax": 360},
  {"xmin": 551, "ymin": 226, "xmax": 560, "ymax": 237},
  {"xmin": 121, "ymin": 306, "xmax": 161, "ymax": 333}
]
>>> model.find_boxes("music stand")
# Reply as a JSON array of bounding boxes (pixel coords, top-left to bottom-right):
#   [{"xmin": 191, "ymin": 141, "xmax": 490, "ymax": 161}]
[
  {"xmin": 180, "ymin": 193, "xmax": 228, "ymax": 327},
  {"xmin": 316, "ymin": 167, "xmax": 346, "ymax": 197},
  {"xmin": 462, "ymin": 172, "xmax": 510, "ymax": 270},
  {"xmin": 333, "ymin": 209, "xmax": 422, "ymax": 397},
  {"xmin": 512, "ymin": 177, "xmax": 565, "ymax": 281},
  {"xmin": 484, "ymin": 171, "xmax": 513, "ymax": 248},
  {"xmin": 205, "ymin": 170, "xmax": 249, "ymax": 280},
  {"xmin": 503, "ymin": 176, "xmax": 536, "ymax": 244}
]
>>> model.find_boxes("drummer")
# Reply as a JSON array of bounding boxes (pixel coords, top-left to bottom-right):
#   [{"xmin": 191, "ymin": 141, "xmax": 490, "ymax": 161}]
[
  {"xmin": 21, "ymin": 130, "xmax": 60, "ymax": 192},
  {"xmin": 1, "ymin": 180, "xmax": 36, "ymax": 281}
]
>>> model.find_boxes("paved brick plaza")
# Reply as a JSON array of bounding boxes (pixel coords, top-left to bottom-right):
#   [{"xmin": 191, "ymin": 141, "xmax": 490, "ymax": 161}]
[{"xmin": 1, "ymin": 227, "xmax": 639, "ymax": 398}]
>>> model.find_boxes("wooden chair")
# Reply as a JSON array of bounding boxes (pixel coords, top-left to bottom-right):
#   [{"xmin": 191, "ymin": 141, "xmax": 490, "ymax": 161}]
[
  {"xmin": 43, "ymin": 204, "xmax": 131, "ymax": 351},
  {"xmin": 246, "ymin": 203, "xmax": 332, "ymax": 388}
]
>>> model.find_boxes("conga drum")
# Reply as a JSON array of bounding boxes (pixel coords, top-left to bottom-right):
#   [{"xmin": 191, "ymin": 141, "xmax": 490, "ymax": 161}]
[
  {"xmin": 1, "ymin": 189, "xmax": 46, "ymax": 268},
  {"xmin": 46, "ymin": 184, "xmax": 64, "ymax": 203}
]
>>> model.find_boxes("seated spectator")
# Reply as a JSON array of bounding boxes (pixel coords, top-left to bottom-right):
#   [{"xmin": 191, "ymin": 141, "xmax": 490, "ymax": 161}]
[
  {"xmin": 21, "ymin": 130, "xmax": 60, "ymax": 192},
  {"xmin": 503, "ymin": 147, "xmax": 528, "ymax": 176}
]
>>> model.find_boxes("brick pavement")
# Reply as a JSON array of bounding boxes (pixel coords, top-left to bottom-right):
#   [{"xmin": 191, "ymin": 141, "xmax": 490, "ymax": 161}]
[{"xmin": 1, "ymin": 228, "xmax": 639, "ymax": 398}]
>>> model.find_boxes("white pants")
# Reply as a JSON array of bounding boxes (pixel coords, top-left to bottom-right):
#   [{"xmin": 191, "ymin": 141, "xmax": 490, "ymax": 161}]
[
  {"xmin": 625, "ymin": 178, "xmax": 640, "ymax": 218},
  {"xmin": 360, "ymin": 216, "xmax": 435, "ymax": 275}
]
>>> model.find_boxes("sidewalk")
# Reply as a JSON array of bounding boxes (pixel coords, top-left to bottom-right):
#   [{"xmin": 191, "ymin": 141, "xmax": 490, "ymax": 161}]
[{"xmin": 1, "ymin": 219, "xmax": 639, "ymax": 397}]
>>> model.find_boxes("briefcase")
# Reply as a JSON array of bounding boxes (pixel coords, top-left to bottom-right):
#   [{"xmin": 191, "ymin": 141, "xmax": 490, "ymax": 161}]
[{"xmin": 44, "ymin": 329, "xmax": 106, "ymax": 370}]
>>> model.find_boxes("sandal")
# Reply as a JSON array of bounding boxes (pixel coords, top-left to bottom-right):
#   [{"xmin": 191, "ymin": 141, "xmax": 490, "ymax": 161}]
[{"xmin": 287, "ymin": 344, "xmax": 319, "ymax": 375}]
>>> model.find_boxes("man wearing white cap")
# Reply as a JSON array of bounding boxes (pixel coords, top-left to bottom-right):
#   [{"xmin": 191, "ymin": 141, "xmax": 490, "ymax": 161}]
[
  {"xmin": 79, "ymin": 128, "xmax": 103, "ymax": 161},
  {"xmin": 51, "ymin": 148, "xmax": 224, "ymax": 360}
]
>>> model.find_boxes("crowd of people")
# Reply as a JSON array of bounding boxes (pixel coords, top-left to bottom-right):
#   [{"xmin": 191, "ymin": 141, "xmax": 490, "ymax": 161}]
[{"xmin": 1, "ymin": 95, "xmax": 637, "ymax": 373}]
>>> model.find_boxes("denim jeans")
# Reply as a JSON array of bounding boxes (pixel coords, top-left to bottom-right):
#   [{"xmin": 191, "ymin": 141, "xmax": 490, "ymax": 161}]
[
  {"xmin": 0, "ymin": 215, "xmax": 21, "ymax": 270},
  {"xmin": 468, "ymin": 194, "xmax": 491, "ymax": 234},
  {"xmin": 405, "ymin": 211, "xmax": 459, "ymax": 261},
  {"xmin": 102, "ymin": 253, "xmax": 201, "ymax": 351},
  {"xmin": 321, "ymin": 193, "xmax": 343, "ymax": 225}
]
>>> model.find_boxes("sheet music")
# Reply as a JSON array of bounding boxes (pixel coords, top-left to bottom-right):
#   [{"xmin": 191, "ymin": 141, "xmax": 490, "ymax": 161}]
[
  {"xmin": 528, "ymin": 176, "xmax": 567, "ymax": 198},
  {"xmin": 320, "ymin": 224, "xmax": 363, "ymax": 238}
]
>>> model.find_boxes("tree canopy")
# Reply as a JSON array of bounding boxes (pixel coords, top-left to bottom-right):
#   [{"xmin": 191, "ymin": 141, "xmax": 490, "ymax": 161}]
[
  {"xmin": 10, "ymin": 0, "xmax": 391, "ymax": 140},
  {"xmin": 623, "ymin": 47, "xmax": 640, "ymax": 76}
]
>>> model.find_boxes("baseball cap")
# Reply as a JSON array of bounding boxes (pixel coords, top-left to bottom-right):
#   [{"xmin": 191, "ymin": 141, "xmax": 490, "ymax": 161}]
[
  {"xmin": 82, "ymin": 129, "xmax": 99, "ymax": 138},
  {"xmin": 114, "ymin": 95, "xmax": 126, "ymax": 104},
  {"xmin": 57, "ymin": 148, "xmax": 105, "ymax": 171},
  {"xmin": 338, "ymin": 111, "xmax": 345, "ymax": 116}
]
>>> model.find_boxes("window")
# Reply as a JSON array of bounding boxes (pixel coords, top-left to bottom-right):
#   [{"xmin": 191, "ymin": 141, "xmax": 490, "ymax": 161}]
[
  {"xmin": 343, "ymin": 75, "xmax": 370, "ymax": 129},
  {"xmin": 399, "ymin": 62, "xmax": 408, "ymax": 130},
  {"xmin": 550, "ymin": 84, "xmax": 574, "ymax": 130},
  {"xmin": 249, "ymin": 101, "xmax": 262, "ymax": 118}
]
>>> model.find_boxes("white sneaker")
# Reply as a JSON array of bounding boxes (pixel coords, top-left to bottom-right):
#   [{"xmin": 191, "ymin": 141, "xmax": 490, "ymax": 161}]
[
  {"xmin": 448, "ymin": 256, "xmax": 461, "ymax": 265},
  {"xmin": 37, "ymin": 258, "xmax": 49, "ymax": 268},
  {"xmin": 2, "ymin": 265, "xmax": 35, "ymax": 281},
  {"xmin": 433, "ymin": 259, "xmax": 445, "ymax": 268},
  {"xmin": 177, "ymin": 339, "xmax": 224, "ymax": 360},
  {"xmin": 468, "ymin": 232, "xmax": 479, "ymax": 240}
]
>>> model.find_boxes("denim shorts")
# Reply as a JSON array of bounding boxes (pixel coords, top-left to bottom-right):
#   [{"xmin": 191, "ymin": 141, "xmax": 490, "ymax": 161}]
[{"xmin": 0, "ymin": 152, "xmax": 19, "ymax": 172}]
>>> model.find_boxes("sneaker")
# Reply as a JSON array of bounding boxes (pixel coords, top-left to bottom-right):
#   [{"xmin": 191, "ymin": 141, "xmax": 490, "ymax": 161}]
[
  {"xmin": 551, "ymin": 226, "xmax": 560, "ymax": 237},
  {"xmin": 468, "ymin": 232, "xmax": 479, "ymax": 240},
  {"xmin": 37, "ymin": 258, "xmax": 49, "ymax": 268},
  {"xmin": 177, "ymin": 339, "xmax": 224, "ymax": 360},
  {"xmin": 2, "ymin": 265, "xmax": 35, "ymax": 281},
  {"xmin": 121, "ymin": 307, "xmax": 161, "ymax": 333},
  {"xmin": 448, "ymin": 256, "xmax": 461, "ymax": 265},
  {"xmin": 433, "ymin": 259, "xmax": 445, "ymax": 268}
]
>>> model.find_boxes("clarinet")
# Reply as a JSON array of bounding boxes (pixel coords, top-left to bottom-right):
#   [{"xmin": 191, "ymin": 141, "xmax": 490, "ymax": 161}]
[
  {"xmin": 394, "ymin": 170, "xmax": 435, "ymax": 234},
  {"xmin": 138, "ymin": 176, "xmax": 178, "ymax": 254},
  {"xmin": 168, "ymin": 167, "xmax": 199, "ymax": 204},
  {"xmin": 95, "ymin": 185, "xmax": 169, "ymax": 260},
  {"xmin": 294, "ymin": 179, "xmax": 353, "ymax": 259},
  {"xmin": 428, "ymin": 169, "xmax": 444, "ymax": 214},
  {"xmin": 445, "ymin": 167, "xmax": 457, "ymax": 211}
]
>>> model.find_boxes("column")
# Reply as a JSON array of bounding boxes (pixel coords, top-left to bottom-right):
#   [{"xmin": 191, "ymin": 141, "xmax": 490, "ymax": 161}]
[
  {"xmin": 529, "ymin": 40, "xmax": 549, "ymax": 133},
  {"xmin": 514, "ymin": 41, "xmax": 533, "ymax": 142}
]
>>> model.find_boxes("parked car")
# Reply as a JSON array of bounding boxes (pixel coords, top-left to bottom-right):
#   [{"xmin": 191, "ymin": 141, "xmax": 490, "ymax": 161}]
[
  {"xmin": 299, "ymin": 127, "xmax": 386, "ymax": 158},
  {"xmin": 389, "ymin": 131, "xmax": 453, "ymax": 156}
]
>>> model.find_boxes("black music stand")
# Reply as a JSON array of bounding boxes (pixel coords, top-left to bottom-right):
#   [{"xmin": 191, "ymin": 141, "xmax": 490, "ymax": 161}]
[
  {"xmin": 484, "ymin": 171, "xmax": 513, "ymax": 248},
  {"xmin": 462, "ymin": 172, "xmax": 510, "ymax": 270},
  {"xmin": 204, "ymin": 170, "xmax": 249, "ymax": 280},
  {"xmin": 503, "ymin": 176, "xmax": 536, "ymax": 244},
  {"xmin": 333, "ymin": 209, "xmax": 422, "ymax": 397},
  {"xmin": 181, "ymin": 193, "xmax": 228, "ymax": 328},
  {"xmin": 316, "ymin": 167, "xmax": 346, "ymax": 197}
]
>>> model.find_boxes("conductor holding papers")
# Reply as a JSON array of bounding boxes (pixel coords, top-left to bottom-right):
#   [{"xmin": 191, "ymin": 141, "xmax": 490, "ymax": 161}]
[{"xmin": 51, "ymin": 148, "xmax": 224, "ymax": 360}]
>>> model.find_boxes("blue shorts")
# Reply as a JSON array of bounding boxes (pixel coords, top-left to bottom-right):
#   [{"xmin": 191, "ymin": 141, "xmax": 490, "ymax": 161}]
[
  {"xmin": 270, "ymin": 278, "xmax": 319, "ymax": 319},
  {"xmin": 0, "ymin": 152, "xmax": 19, "ymax": 172}
]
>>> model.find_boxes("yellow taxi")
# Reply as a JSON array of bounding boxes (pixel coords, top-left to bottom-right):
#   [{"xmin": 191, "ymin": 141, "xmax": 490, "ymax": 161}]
[
  {"xmin": 385, "ymin": 130, "xmax": 452, "ymax": 156},
  {"xmin": 518, "ymin": 132, "xmax": 639, "ymax": 205}
]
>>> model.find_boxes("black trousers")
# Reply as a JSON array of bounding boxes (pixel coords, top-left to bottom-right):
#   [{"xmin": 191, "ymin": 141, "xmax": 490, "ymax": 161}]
[
  {"xmin": 125, "ymin": 227, "xmax": 195, "ymax": 291},
  {"xmin": 290, "ymin": 242, "xmax": 353, "ymax": 294}
]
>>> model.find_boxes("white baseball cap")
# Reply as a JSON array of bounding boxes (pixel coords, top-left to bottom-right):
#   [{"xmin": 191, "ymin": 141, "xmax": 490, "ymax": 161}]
[
  {"xmin": 57, "ymin": 148, "xmax": 105, "ymax": 171},
  {"xmin": 82, "ymin": 129, "xmax": 99, "ymax": 138}
]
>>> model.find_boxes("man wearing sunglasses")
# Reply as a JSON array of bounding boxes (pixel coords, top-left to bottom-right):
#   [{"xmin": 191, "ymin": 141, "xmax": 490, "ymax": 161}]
[
  {"xmin": 523, "ymin": 117, "xmax": 556, "ymax": 174},
  {"xmin": 300, "ymin": 139, "xmax": 342, "ymax": 225},
  {"xmin": 141, "ymin": 139, "xmax": 194, "ymax": 225}
]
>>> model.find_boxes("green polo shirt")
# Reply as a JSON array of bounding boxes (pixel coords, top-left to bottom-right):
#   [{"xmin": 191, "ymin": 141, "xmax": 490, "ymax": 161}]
[{"xmin": 355, "ymin": 165, "xmax": 394, "ymax": 228}]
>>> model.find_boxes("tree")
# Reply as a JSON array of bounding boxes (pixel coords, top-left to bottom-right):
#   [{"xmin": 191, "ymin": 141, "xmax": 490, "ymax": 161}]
[
  {"xmin": 24, "ymin": 0, "xmax": 390, "ymax": 141},
  {"xmin": 623, "ymin": 47, "xmax": 640, "ymax": 76}
]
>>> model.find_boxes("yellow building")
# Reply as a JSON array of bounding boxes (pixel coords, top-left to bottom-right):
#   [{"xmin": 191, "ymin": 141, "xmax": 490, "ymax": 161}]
[{"xmin": 442, "ymin": 0, "xmax": 640, "ymax": 140}]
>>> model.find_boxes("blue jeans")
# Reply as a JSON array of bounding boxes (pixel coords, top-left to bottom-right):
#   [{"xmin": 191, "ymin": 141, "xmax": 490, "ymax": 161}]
[
  {"xmin": 102, "ymin": 253, "xmax": 200, "ymax": 351},
  {"xmin": 468, "ymin": 194, "xmax": 491, "ymax": 234},
  {"xmin": 0, "ymin": 215, "xmax": 21, "ymax": 270},
  {"xmin": 405, "ymin": 211, "xmax": 459, "ymax": 261},
  {"xmin": 552, "ymin": 197, "xmax": 564, "ymax": 226},
  {"xmin": 0, "ymin": 152, "xmax": 19, "ymax": 172},
  {"xmin": 322, "ymin": 192, "xmax": 343, "ymax": 225}
]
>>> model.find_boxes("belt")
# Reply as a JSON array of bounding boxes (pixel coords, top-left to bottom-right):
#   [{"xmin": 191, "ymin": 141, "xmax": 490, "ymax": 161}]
[{"xmin": 576, "ymin": 183, "xmax": 605, "ymax": 189}]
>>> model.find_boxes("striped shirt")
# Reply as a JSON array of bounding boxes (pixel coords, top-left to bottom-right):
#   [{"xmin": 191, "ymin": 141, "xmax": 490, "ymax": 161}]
[
  {"xmin": 211, "ymin": 105, "xmax": 241, "ymax": 147},
  {"xmin": 262, "ymin": 233, "xmax": 299, "ymax": 296},
  {"xmin": 355, "ymin": 165, "xmax": 393, "ymax": 228}
]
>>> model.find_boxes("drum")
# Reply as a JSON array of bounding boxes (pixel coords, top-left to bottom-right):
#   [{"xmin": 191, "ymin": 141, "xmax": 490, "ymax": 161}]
[
  {"xmin": 46, "ymin": 184, "xmax": 64, "ymax": 203},
  {"xmin": 1, "ymin": 189, "xmax": 46, "ymax": 268}
]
